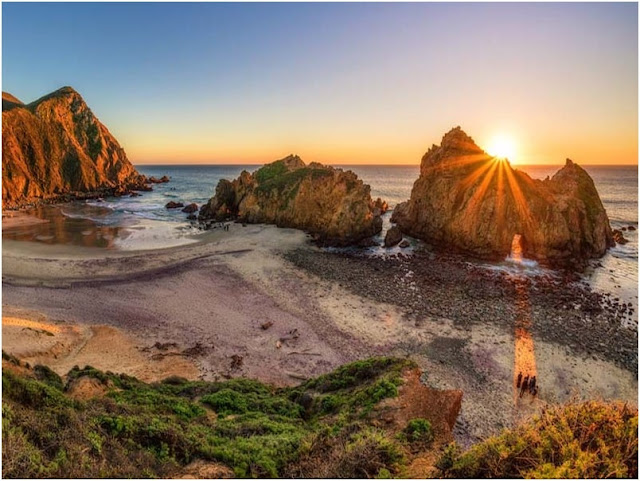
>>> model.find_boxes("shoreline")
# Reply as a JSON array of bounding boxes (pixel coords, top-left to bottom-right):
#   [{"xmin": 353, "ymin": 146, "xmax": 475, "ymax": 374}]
[{"xmin": 2, "ymin": 223, "xmax": 637, "ymax": 446}]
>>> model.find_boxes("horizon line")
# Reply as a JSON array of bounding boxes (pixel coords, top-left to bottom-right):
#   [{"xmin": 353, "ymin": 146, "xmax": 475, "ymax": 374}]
[{"xmin": 132, "ymin": 162, "xmax": 639, "ymax": 167}]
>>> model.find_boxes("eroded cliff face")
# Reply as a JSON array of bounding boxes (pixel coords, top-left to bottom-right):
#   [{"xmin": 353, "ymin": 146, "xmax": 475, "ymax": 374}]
[
  {"xmin": 392, "ymin": 127, "xmax": 613, "ymax": 267},
  {"xmin": 200, "ymin": 155, "xmax": 383, "ymax": 245},
  {"xmin": 2, "ymin": 87, "xmax": 145, "ymax": 208}
]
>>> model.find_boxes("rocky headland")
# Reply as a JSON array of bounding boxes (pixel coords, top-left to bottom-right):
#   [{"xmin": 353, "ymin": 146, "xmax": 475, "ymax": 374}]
[
  {"xmin": 199, "ymin": 154, "xmax": 383, "ymax": 245},
  {"xmin": 392, "ymin": 127, "xmax": 613, "ymax": 268},
  {"xmin": 2, "ymin": 87, "xmax": 148, "ymax": 209}
]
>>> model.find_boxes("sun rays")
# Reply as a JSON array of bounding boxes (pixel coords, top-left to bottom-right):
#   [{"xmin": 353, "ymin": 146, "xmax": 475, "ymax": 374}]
[
  {"xmin": 486, "ymin": 134, "xmax": 517, "ymax": 161},
  {"xmin": 446, "ymin": 152, "xmax": 534, "ymax": 248}
]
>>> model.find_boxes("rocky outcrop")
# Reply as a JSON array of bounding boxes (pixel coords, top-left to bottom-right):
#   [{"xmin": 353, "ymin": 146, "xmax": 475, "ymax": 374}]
[
  {"xmin": 373, "ymin": 198, "xmax": 389, "ymax": 216},
  {"xmin": 181, "ymin": 203, "xmax": 198, "ymax": 214},
  {"xmin": 149, "ymin": 175, "xmax": 170, "ymax": 184},
  {"xmin": 199, "ymin": 155, "xmax": 383, "ymax": 245},
  {"xmin": 613, "ymin": 229, "xmax": 628, "ymax": 245},
  {"xmin": 2, "ymin": 87, "xmax": 146, "ymax": 208},
  {"xmin": 392, "ymin": 127, "xmax": 613, "ymax": 268},
  {"xmin": 384, "ymin": 225, "xmax": 403, "ymax": 247}
]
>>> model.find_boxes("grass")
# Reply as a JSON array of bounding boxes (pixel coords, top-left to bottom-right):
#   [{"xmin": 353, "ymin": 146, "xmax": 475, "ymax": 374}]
[
  {"xmin": 437, "ymin": 400, "xmax": 638, "ymax": 479},
  {"xmin": 2, "ymin": 355, "xmax": 414, "ymax": 478}
]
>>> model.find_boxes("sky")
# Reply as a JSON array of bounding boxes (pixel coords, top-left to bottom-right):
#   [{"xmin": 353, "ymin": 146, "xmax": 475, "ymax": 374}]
[{"xmin": 2, "ymin": 2, "xmax": 638, "ymax": 165}]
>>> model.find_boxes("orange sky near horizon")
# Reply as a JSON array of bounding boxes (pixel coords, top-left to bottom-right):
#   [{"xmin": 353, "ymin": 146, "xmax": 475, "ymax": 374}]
[
  {"xmin": 6, "ymin": 3, "xmax": 637, "ymax": 167},
  {"xmin": 127, "ymin": 123, "xmax": 638, "ymax": 166}
]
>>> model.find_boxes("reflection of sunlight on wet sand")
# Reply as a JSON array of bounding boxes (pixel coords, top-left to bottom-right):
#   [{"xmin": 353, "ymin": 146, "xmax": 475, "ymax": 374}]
[
  {"xmin": 510, "ymin": 235, "xmax": 538, "ymax": 406},
  {"xmin": 514, "ymin": 326, "xmax": 537, "ymax": 381},
  {"xmin": 513, "ymin": 280, "xmax": 538, "ymax": 406},
  {"xmin": 2, "ymin": 317, "xmax": 61, "ymax": 334}
]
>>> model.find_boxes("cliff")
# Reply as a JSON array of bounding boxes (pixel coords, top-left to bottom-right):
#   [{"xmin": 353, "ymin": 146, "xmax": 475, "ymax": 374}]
[
  {"xmin": 392, "ymin": 127, "xmax": 613, "ymax": 267},
  {"xmin": 2, "ymin": 87, "xmax": 145, "ymax": 208},
  {"xmin": 199, "ymin": 155, "xmax": 383, "ymax": 245}
]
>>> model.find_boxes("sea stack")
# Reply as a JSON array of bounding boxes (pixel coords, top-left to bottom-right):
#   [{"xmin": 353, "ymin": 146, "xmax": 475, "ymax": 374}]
[
  {"xmin": 2, "ymin": 87, "xmax": 146, "ymax": 208},
  {"xmin": 199, "ymin": 155, "xmax": 383, "ymax": 245},
  {"xmin": 392, "ymin": 127, "xmax": 613, "ymax": 268}
]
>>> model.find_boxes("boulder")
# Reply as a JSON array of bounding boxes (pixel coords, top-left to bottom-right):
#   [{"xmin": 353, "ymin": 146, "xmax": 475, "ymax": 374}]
[
  {"xmin": 165, "ymin": 201, "xmax": 184, "ymax": 209},
  {"xmin": 199, "ymin": 155, "xmax": 383, "ymax": 246},
  {"xmin": 148, "ymin": 175, "xmax": 170, "ymax": 184},
  {"xmin": 384, "ymin": 225, "xmax": 403, "ymax": 247},
  {"xmin": 186, "ymin": 214, "xmax": 197, "ymax": 220},
  {"xmin": 399, "ymin": 239, "xmax": 411, "ymax": 248},
  {"xmin": 392, "ymin": 127, "xmax": 613, "ymax": 268},
  {"xmin": 181, "ymin": 203, "xmax": 198, "ymax": 214},
  {"xmin": 613, "ymin": 229, "xmax": 628, "ymax": 245}
]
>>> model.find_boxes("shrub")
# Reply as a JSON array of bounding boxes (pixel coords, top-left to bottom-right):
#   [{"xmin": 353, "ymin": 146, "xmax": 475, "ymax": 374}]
[
  {"xmin": 435, "ymin": 442, "xmax": 460, "ymax": 472},
  {"xmin": 439, "ymin": 401, "xmax": 638, "ymax": 479},
  {"xmin": 404, "ymin": 418, "xmax": 434, "ymax": 444},
  {"xmin": 33, "ymin": 365, "xmax": 64, "ymax": 391},
  {"xmin": 201, "ymin": 389, "xmax": 249, "ymax": 415},
  {"xmin": 2, "ymin": 370, "xmax": 73, "ymax": 409},
  {"xmin": 319, "ymin": 394, "xmax": 341, "ymax": 414},
  {"xmin": 337, "ymin": 428, "xmax": 405, "ymax": 478}
]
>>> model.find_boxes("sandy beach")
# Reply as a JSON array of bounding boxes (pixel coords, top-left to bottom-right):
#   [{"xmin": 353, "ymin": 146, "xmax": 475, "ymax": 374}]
[{"xmin": 2, "ymin": 218, "xmax": 637, "ymax": 446}]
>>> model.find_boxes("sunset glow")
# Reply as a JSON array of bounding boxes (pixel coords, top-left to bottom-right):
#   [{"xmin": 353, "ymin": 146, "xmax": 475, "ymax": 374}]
[
  {"xmin": 487, "ymin": 135, "xmax": 518, "ymax": 162},
  {"xmin": 2, "ymin": 3, "xmax": 638, "ymax": 165}
]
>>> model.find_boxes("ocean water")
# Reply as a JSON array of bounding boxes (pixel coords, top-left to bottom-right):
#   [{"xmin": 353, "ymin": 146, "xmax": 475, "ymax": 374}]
[{"xmin": 4, "ymin": 164, "xmax": 637, "ymax": 301}]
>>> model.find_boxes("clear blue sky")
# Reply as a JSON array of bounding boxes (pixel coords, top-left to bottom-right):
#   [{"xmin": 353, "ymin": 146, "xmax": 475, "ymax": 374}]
[{"xmin": 3, "ymin": 2, "xmax": 638, "ymax": 165}]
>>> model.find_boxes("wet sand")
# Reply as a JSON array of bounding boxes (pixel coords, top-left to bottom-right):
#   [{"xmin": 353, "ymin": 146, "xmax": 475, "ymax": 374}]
[{"xmin": 2, "ymin": 222, "xmax": 638, "ymax": 446}]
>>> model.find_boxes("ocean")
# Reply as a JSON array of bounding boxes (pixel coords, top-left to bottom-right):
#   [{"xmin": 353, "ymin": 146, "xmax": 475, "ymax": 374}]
[{"xmin": 3, "ymin": 164, "xmax": 637, "ymax": 315}]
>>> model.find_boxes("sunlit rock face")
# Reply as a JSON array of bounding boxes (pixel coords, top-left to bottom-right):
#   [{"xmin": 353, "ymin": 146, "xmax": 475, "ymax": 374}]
[
  {"xmin": 200, "ymin": 155, "xmax": 383, "ymax": 245},
  {"xmin": 392, "ymin": 127, "xmax": 614, "ymax": 268},
  {"xmin": 2, "ymin": 87, "xmax": 145, "ymax": 208}
]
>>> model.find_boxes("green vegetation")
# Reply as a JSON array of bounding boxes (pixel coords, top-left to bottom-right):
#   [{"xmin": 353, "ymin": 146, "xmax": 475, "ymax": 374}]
[
  {"xmin": 254, "ymin": 161, "xmax": 333, "ymax": 197},
  {"xmin": 2, "ymin": 355, "xmax": 414, "ymax": 478},
  {"xmin": 254, "ymin": 160, "xmax": 290, "ymax": 184},
  {"xmin": 32, "ymin": 365, "xmax": 65, "ymax": 391},
  {"xmin": 301, "ymin": 357, "xmax": 411, "ymax": 417},
  {"xmin": 403, "ymin": 418, "xmax": 434, "ymax": 445},
  {"xmin": 4, "ymin": 354, "xmax": 636, "ymax": 479},
  {"xmin": 438, "ymin": 400, "xmax": 638, "ymax": 479}
]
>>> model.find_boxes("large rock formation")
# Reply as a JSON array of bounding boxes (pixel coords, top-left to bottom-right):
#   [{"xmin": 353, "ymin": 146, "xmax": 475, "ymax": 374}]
[
  {"xmin": 392, "ymin": 127, "xmax": 613, "ymax": 267},
  {"xmin": 199, "ymin": 155, "xmax": 383, "ymax": 245},
  {"xmin": 2, "ymin": 87, "xmax": 146, "ymax": 208}
]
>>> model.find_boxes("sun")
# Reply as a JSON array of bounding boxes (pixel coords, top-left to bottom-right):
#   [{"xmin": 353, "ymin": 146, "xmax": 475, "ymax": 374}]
[{"xmin": 486, "ymin": 135, "xmax": 517, "ymax": 161}]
